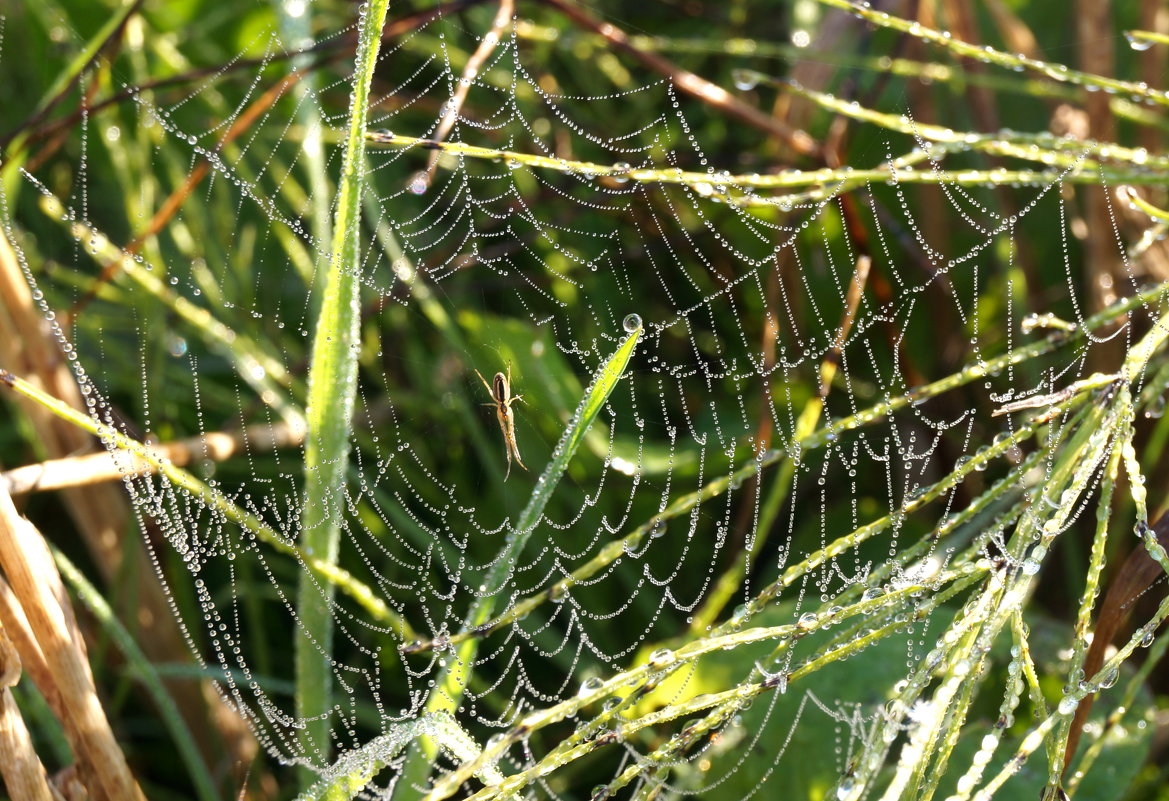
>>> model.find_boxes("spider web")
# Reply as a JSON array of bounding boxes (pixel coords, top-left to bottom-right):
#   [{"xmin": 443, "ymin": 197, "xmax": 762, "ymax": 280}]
[{"xmin": 3, "ymin": 2, "xmax": 1162, "ymax": 798}]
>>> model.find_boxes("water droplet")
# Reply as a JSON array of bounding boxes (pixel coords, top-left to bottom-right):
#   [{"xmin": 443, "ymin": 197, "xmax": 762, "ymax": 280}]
[
  {"xmin": 408, "ymin": 173, "xmax": 429, "ymax": 195},
  {"xmin": 579, "ymin": 677, "xmax": 604, "ymax": 698},
  {"xmin": 648, "ymin": 648, "xmax": 674, "ymax": 667},
  {"xmin": 622, "ymin": 313, "xmax": 642, "ymax": 333},
  {"xmin": 1145, "ymin": 394, "xmax": 1165, "ymax": 419},
  {"xmin": 1099, "ymin": 667, "xmax": 1119, "ymax": 689},
  {"xmin": 1126, "ymin": 31, "xmax": 1155, "ymax": 51},
  {"xmin": 732, "ymin": 69, "xmax": 759, "ymax": 91}
]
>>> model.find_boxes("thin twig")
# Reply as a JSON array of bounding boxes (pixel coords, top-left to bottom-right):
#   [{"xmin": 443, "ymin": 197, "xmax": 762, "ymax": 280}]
[{"xmin": 413, "ymin": 0, "xmax": 515, "ymax": 192}]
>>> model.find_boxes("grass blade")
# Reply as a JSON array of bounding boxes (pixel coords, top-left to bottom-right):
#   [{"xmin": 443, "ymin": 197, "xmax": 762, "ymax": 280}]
[{"xmin": 297, "ymin": 0, "xmax": 391, "ymax": 780}]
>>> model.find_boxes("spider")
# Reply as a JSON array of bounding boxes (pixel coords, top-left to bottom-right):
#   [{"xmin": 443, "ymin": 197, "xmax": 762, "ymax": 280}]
[{"xmin": 475, "ymin": 364, "xmax": 527, "ymax": 480}]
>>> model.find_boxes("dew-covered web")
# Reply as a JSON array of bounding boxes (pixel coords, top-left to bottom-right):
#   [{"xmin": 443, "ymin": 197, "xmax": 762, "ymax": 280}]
[{"xmin": 6, "ymin": 2, "xmax": 1165, "ymax": 798}]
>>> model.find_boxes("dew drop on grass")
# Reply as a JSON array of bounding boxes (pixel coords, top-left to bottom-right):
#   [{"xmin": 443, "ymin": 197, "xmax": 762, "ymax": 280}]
[
  {"xmin": 732, "ymin": 69, "xmax": 759, "ymax": 90},
  {"xmin": 578, "ymin": 677, "xmax": 604, "ymax": 698},
  {"xmin": 1126, "ymin": 32, "xmax": 1155, "ymax": 51}
]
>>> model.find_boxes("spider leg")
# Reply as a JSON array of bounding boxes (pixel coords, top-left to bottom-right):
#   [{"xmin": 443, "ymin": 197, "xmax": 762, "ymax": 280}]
[
  {"xmin": 474, "ymin": 368, "xmax": 495, "ymax": 395},
  {"xmin": 511, "ymin": 443, "xmax": 527, "ymax": 471}
]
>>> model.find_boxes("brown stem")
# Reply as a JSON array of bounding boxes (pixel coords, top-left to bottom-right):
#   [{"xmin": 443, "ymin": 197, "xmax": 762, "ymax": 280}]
[
  {"xmin": 1063, "ymin": 509, "xmax": 1169, "ymax": 775},
  {"xmin": 537, "ymin": 0, "xmax": 820, "ymax": 159},
  {"xmin": 1077, "ymin": 0, "xmax": 1122, "ymax": 328},
  {"xmin": 0, "ymin": 610, "xmax": 58, "ymax": 801}
]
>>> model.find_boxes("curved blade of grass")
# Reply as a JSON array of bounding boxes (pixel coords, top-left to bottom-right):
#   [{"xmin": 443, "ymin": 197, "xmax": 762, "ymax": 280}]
[
  {"xmin": 392, "ymin": 323, "xmax": 642, "ymax": 800},
  {"xmin": 52, "ymin": 548, "xmax": 219, "ymax": 801},
  {"xmin": 295, "ymin": 0, "xmax": 390, "ymax": 780}
]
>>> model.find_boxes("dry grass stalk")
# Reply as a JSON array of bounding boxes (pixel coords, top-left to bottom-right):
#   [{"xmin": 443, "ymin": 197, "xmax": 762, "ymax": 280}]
[
  {"xmin": 2, "ymin": 421, "xmax": 305, "ymax": 496},
  {"xmin": 0, "ymin": 577, "xmax": 107, "ymax": 797},
  {"xmin": 0, "ymin": 488, "xmax": 145, "ymax": 801},
  {"xmin": 0, "ymin": 616, "xmax": 60, "ymax": 801},
  {"xmin": 0, "ymin": 577, "xmax": 73, "ymax": 739}
]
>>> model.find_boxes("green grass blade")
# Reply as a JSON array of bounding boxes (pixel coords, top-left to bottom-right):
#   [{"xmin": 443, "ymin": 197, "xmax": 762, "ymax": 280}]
[
  {"xmin": 274, "ymin": 0, "xmax": 333, "ymax": 300},
  {"xmin": 511, "ymin": 323, "xmax": 643, "ymax": 536},
  {"xmin": 297, "ymin": 0, "xmax": 391, "ymax": 781}
]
